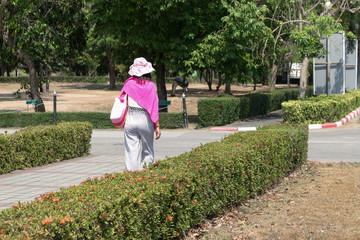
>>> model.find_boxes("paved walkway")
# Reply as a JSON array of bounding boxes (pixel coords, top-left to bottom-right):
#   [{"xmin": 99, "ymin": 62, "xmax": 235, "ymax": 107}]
[
  {"xmin": 0, "ymin": 110, "xmax": 359, "ymax": 210},
  {"xmin": 0, "ymin": 128, "xmax": 229, "ymax": 210}
]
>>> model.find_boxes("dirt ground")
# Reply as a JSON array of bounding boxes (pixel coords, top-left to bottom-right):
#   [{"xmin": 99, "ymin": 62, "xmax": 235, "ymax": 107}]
[
  {"xmin": 0, "ymin": 82, "xmax": 277, "ymax": 115},
  {"xmin": 185, "ymin": 161, "xmax": 360, "ymax": 240},
  {"xmin": 1, "ymin": 82, "xmax": 360, "ymax": 240}
]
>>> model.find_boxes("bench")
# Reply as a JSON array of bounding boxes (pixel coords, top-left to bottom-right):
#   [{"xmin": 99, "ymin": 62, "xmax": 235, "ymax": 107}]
[
  {"xmin": 26, "ymin": 99, "xmax": 42, "ymax": 112},
  {"xmin": 159, "ymin": 100, "xmax": 171, "ymax": 111}
]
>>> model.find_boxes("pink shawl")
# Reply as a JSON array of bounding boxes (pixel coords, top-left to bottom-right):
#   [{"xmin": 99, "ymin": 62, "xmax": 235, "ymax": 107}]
[{"xmin": 120, "ymin": 77, "xmax": 159, "ymax": 124}]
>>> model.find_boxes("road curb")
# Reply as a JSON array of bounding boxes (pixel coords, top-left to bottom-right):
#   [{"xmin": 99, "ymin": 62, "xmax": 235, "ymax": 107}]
[
  {"xmin": 210, "ymin": 127, "xmax": 257, "ymax": 132},
  {"xmin": 211, "ymin": 107, "xmax": 360, "ymax": 132},
  {"xmin": 308, "ymin": 107, "xmax": 360, "ymax": 130}
]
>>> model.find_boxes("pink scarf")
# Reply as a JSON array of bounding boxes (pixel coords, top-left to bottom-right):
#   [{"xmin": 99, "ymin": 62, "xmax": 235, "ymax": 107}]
[{"xmin": 120, "ymin": 77, "xmax": 159, "ymax": 124}]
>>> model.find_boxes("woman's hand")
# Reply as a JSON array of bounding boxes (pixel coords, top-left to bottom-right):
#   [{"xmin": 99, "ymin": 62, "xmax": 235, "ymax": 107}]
[{"xmin": 155, "ymin": 127, "xmax": 161, "ymax": 140}]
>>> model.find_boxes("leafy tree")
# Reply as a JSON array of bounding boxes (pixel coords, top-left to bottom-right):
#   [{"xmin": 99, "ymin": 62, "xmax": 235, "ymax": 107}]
[
  {"xmin": 188, "ymin": 0, "xmax": 273, "ymax": 94},
  {"xmin": 86, "ymin": 1, "xmax": 130, "ymax": 89},
  {"xmin": 0, "ymin": 0, "xmax": 86, "ymax": 111},
  {"xmin": 88, "ymin": 0, "xmax": 226, "ymax": 103},
  {"xmin": 254, "ymin": 0, "xmax": 359, "ymax": 97}
]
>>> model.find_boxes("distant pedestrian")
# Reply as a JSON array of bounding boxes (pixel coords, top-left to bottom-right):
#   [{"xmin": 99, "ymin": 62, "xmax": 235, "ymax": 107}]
[
  {"xmin": 119, "ymin": 57, "xmax": 161, "ymax": 171},
  {"xmin": 170, "ymin": 76, "xmax": 189, "ymax": 96}
]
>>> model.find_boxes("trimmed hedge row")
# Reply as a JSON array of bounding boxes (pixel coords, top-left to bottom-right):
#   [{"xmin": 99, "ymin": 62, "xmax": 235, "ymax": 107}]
[
  {"xmin": 198, "ymin": 87, "xmax": 313, "ymax": 127},
  {"xmin": 0, "ymin": 122, "xmax": 92, "ymax": 175},
  {"xmin": 0, "ymin": 124, "xmax": 308, "ymax": 239},
  {"xmin": 0, "ymin": 112, "xmax": 184, "ymax": 129},
  {"xmin": 282, "ymin": 90, "xmax": 360, "ymax": 124}
]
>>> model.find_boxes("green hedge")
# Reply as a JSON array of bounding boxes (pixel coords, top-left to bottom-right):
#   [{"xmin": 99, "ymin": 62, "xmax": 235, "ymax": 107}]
[
  {"xmin": 0, "ymin": 112, "xmax": 184, "ymax": 129},
  {"xmin": 198, "ymin": 88, "xmax": 313, "ymax": 127},
  {"xmin": 0, "ymin": 124, "xmax": 308, "ymax": 239},
  {"xmin": 0, "ymin": 122, "xmax": 92, "ymax": 175},
  {"xmin": 282, "ymin": 90, "xmax": 360, "ymax": 124},
  {"xmin": 198, "ymin": 97, "xmax": 240, "ymax": 126}
]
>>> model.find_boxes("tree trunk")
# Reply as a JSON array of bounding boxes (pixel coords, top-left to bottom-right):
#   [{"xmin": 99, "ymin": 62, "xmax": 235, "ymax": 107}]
[
  {"xmin": 106, "ymin": 47, "xmax": 116, "ymax": 90},
  {"xmin": 216, "ymin": 74, "xmax": 222, "ymax": 91},
  {"xmin": 0, "ymin": 64, "xmax": 4, "ymax": 76},
  {"xmin": 224, "ymin": 78, "xmax": 232, "ymax": 94},
  {"xmin": 358, "ymin": 42, "xmax": 360, "ymax": 89},
  {"xmin": 297, "ymin": 0, "xmax": 308, "ymax": 99},
  {"xmin": 286, "ymin": 62, "xmax": 292, "ymax": 88},
  {"xmin": 155, "ymin": 62, "xmax": 167, "ymax": 112},
  {"xmin": 0, "ymin": 6, "xmax": 4, "ymax": 77},
  {"xmin": 204, "ymin": 69, "xmax": 212, "ymax": 91},
  {"xmin": 6, "ymin": 33, "xmax": 45, "ymax": 111},
  {"xmin": 299, "ymin": 57, "xmax": 309, "ymax": 98},
  {"xmin": 269, "ymin": 63, "xmax": 278, "ymax": 91}
]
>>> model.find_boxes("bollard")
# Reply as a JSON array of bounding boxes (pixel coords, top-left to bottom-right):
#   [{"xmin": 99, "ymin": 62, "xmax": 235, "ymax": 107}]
[
  {"xmin": 53, "ymin": 91, "xmax": 57, "ymax": 124},
  {"xmin": 182, "ymin": 92, "xmax": 189, "ymax": 128}
]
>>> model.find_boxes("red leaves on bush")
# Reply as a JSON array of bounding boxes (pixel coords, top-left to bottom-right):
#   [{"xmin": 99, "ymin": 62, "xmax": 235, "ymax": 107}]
[
  {"xmin": 0, "ymin": 228, "xmax": 5, "ymax": 237},
  {"xmin": 59, "ymin": 217, "xmax": 73, "ymax": 224},
  {"xmin": 40, "ymin": 192, "xmax": 55, "ymax": 201},
  {"xmin": 42, "ymin": 217, "xmax": 53, "ymax": 225},
  {"xmin": 166, "ymin": 216, "xmax": 173, "ymax": 222},
  {"xmin": 160, "ymin": 176, "xmax": 167, "ymax": 181}
]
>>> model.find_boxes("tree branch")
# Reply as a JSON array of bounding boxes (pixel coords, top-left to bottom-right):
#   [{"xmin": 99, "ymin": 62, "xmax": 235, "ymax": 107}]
[
  {"xmin": 0, "ymin": 0, "xmax": 12, "ymax": 10},
  {"xmin": 304, "ymin": 0, "xmax": 322, "ymax": 16}
]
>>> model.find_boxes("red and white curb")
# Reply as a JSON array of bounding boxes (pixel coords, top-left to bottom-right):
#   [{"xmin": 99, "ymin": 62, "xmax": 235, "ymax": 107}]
[
  {"xmin": 211, "ymin": 107, "xmax": 360, "ymax": 131},
  {"xmin": 211, "ymin": 127, "xmax": 257, "ymax": 132},
  {"xmin": 308, "ymin": 107, "xmax": 360, "ymax": 130}
]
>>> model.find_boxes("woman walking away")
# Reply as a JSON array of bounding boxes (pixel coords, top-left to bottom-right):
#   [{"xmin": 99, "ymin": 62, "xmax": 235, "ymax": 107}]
[{"xmin": 119, "ymin": 57, "xmax": 161, "ymax": 171}]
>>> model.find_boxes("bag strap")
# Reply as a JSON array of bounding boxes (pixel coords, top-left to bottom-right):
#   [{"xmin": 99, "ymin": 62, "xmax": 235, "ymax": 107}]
[{"xmin": 119, "ymin": 93, "xmax": 127, "ymax": 103}]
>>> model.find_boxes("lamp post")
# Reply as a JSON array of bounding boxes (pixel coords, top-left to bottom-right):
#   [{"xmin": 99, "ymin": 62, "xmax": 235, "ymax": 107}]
[
  {"xmin": 53, "ymin": 91, "xmax": 57, "ymax": 124},
  {"xmin": 182, "ymin": 92, "xmax": 188, "ymax": 128},
  {"xmin": 325, "ymin": 1, "xmax": 332, "ymax": 96}
]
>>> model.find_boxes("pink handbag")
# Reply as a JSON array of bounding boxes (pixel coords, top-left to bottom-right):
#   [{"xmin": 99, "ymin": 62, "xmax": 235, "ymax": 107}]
[{"xmin": 110, "ymin": 94, "xmax": 128, "ymax": 128}]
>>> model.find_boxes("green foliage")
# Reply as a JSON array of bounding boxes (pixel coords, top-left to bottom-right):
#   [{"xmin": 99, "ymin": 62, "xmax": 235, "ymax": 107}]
[
  {"xmin": 0, "ymin": 122, "xmax": 92, "ymax": 175},
  {"xmin": 0, "ymin": 124, "xmax": 308, "ymax": 239},
  {"xmin": 2, "ymin": 0, "xmax": 86, "ymax": 72},
  {"xmin": 282, "ymin": 90, "xmax": 360, "ymax": 124},
  {"xmin": 198, "ymin": 97, "xmax": 240, "ymax": 126},
  {"xmin": 159, "ymin": 112, "xmax": 184, "ymax": 129},
  {"xmin": 198, "ymin": 88, "xmax": 310, "ymax": 127},
  {"xmin": 290, "ymin": 13, "xmax": 342, "ymax": 59},
  {"xmin": 0, "ymin": 112, "xmax": 184, "ymax": 129},
  {"xmin": 188, "ymin": 1, "xmax": 273, "ymax": 81}
]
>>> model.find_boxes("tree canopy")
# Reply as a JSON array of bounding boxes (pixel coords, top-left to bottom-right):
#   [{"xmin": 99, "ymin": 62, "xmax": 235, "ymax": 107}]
[{"xmin": 1, "ymin": 0, "xmax": 359, "ymax": 109}]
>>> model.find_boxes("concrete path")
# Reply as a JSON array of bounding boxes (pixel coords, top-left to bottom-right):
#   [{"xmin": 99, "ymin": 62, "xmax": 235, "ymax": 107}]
[
  {"xmin": 0, "ymin": 128, "xmax": 229, "ymax": 210},
  {"xmin": 0, "ymin": 111, "xmax": 359, "ymax": 210},
  {"xmin": 308, "ymin": 121, "xmax": 360, "ymax": 162}
]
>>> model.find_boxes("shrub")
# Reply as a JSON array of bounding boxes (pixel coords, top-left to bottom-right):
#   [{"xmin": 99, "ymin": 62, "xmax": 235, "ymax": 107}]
[
  {"xmin": 198, "ymin": 97, "xmax": 240, "ymax": 127},
  {"xmin": 198, "ymin": 88, "xmax": 307, "ymax": 127},
  {"xmin": 0, "ymin": 122, "xmax": 92, "ymax": 175},
  {"xmin": 0, "ymin": 124, "xmax": 308, "ymax": 239},
  {"xmin": 159, "ymin": 112, "xmax": 184, "ymax": 129},
  {"xmin": 282, "ymin": 90, "xmax": 360, "ymax": 124},
  {"xmin": 0, "ymin": 112, "xmax": 184, "ymax": 129}
]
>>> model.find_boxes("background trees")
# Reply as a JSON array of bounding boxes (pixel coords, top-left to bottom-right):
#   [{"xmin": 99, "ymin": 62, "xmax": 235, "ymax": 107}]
[
  {"xmin": 0, "ymin": 0, "xmax": 86, "ymax": 111},
  {"xmin": 1, "ymin": 0, "xmax": 359, "ymax": 109}
]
